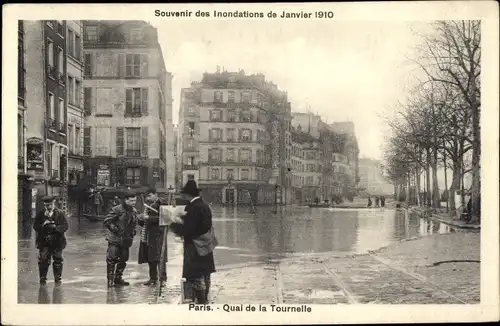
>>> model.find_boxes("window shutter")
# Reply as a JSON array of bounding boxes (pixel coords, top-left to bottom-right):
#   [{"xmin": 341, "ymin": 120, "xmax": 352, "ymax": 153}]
[
  {"xmin": 116, "ymin": 127, "xmax": 124, "ymax": 156},
  {"xmin": 141, "ymin": 127, "xmax": 148, "ymax": 157},
  {"xmin": 141, "ymin": 54, "xmax": 149, "ymax": 77},
  {"xmin": 118, "ymin": 53, "xmax": 125, "ymax": 78},
  {"xmin": 83, "ymin": 127, "xmax": 91, "ymax": 156},
  {"xmin": 84, "ymin": 87, "xmax": 92, "ymax": 116},
  {"xmin": 125, "ymin": 89, "xmax": 132, "ymax": 115},
  {"xmin": 141, "ymin": 88, "xmax": 148, "ymax": 116}
]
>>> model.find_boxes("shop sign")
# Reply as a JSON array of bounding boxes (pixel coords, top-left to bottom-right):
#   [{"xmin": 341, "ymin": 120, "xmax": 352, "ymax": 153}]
[{"xmin": 26, "ymin": 137, "xmax": 44, "ymax": 171}]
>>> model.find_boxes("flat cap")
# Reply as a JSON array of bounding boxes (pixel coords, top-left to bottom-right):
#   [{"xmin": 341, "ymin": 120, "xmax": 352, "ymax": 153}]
[{"xmin": 41, "ymin": 196, "xmax": 55, "ymax": 202}]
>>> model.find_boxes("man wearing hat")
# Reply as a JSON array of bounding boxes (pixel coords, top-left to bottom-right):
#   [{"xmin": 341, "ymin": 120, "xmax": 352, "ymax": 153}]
[
  {"xmin": 104, "ymin": 191, "xmax": 138, "ymax": 287},
  {"xmin": 138, "ymin": 188, "xmax": 168, "ymax": 287},
  {"xmin": 33, "ymin": 196, "xmax": 69, "ymax": 285},
  {"xmin": 170, "ymin": 180, "xmax": 217, "ymax": 304}
]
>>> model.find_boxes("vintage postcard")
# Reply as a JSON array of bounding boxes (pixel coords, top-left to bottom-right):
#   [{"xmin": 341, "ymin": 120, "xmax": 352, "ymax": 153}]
[{"xmin": 2, "ymin": 1, "xmax": 499, "ymax": 325}]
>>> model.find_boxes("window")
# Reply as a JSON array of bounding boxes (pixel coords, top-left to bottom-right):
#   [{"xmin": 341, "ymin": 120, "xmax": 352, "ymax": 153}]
[
  {"xmin": 84, "ymin": 53, "xmax": 92, "ymax": 77},
  {"xmin": 210, "ymin": 129, "xmax": 222, "ymax": 142},
  {"xmin": 126, "ymin": 168, "xmax": 141, "ymax": 185},
  {"xmin": 188, "ymin": 121, "xmax": 195, "ymax": 136},
  {"xmin": 210, "ymin": 110, "xmax": 221, "ymax": 121},
  {"xmin": 240, "ymin": 110, "xmax": 250, "ymax": 122},
  {"xmin": 84, "ymin": 87, "xmax": 92, "ymax": 115},
  {"xmin": 187, "ymin": 174, "xmax": 195, "ymax": 181},
  {"xmin": 241, "ymin": 129, "xmax": 251, "ymax": 142},
  {"xmin": 68, "ymin": 30, "xmax": 74, "ymax": 57},
  {"xmin": 75, "ymin": 126, "xmax": 81, "ymax": 155},
  {"xmin": 187, "ymin": 157, "xmax": 195, "ymax": 166},
  {"xmin": 228, "ymin": 91, "xmax": 235, "ymax": 103},
  {"xmin": 46, "ymin": 20, "xmax": 53, "ymax": 28},
  {"xmin": 130, "ymin": 28, "xmax": 143, "ymax": 42},
  {"xmin": 59, "ymin": 98, "xmax": 65, "ymax": 125},
  {"xmin": 68, "ymin": 124, "xmax": 74, "ymax": 153},
  {"xmin": 241, "ymin": 169, "xmax": 249, "ymax": 180},
  {"xmin": 125, "ymin": 54, "xmax": 148, "ymax": 77},
  {"xmin": 57, "ymin": 20, "xmax": 64, "ymax": 35},
  {"xmin": 209, "ymin": 148, "xmax": 222, "ymax": 162},
  {"xmin": 241, "ymin": 91, "xmax": 251, "ymax": 103},
  {"xmin": 125, "ymin": 88, "xmax": 148, "ymax": 115},
  {"xmin": 211, "ymin": 168, "xmax": 220, "ymax": 180},
  {"xmin": 226, "ymin": 169, "xmax": 234, "ymax": 180},
  {"xmin": 227, "ymin": 110, "xmax": 236, "ymax": 122},
  {"xmin": 47, "ymin": 39, "xmax": 54, "ymax": 67},
  {"xmin": 214, "ymin": 91, "xmax": 222, "ymax": 103},
  {"xmin": 83, "ymin": 127, "xmax": 91, "ymax": 156},
  {"xmin": 75, "ymin": 79, "xmax": 81, "ymax": 107},
  {"xmin": 226, "ymin": 128, "xmax": 235, "ymax": 142},
  {"xmin": 125, "ymin": 128, "xmax": 141, "ymax": 157},
  {"xmin": 68, "ymin": 76, "xmax": 74, "ymax": 105},
  {"xmin": 186, "ymin": 139, "xmax": 194, "ymax": 149},
  {"xmin": 226, "ymin": 148, "xmax": 235, "ymax": 162},
  {"xmin": 256, "ymin": 149, "xmax": 262, "ymax": 164},
  {"xmin": 240, "ymin": 149, "xmax": 250, "ymax": 163},
  {"xmin": 75, "ymin": 34, "xmax": 81, "ymax": 60},
  {"xmin": 57, "ymin": 47, "xmax": 64, "ymax": 74},
  {"xmin": 186, "ymin": 106, "xmax": 195, "ymax": 115},
  {"xmin": 48, "ymin": 93, "xmax": 55, "ymax": 120},
  {"xmin": 84, "ymin": 26, "xmax": 98, "ymax": 41}
]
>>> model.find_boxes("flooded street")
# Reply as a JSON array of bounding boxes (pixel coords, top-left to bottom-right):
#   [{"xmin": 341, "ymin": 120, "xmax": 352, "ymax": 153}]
[{"xmin": 18, "ymin": 206, "xmax": 454, "ymax": 304}]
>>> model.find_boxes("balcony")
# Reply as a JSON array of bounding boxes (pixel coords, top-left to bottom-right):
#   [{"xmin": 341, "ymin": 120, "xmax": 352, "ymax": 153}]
[
  {"xmin": 126, "ymin": 149, "xmax": 141, "ymax": 157},
  {"xmin": 183, "ymin": 164, "xmax": 199, "ymax": 170}
]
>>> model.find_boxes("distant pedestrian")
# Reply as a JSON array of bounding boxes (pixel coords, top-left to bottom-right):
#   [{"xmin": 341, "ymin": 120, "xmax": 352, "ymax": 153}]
[
  {"xmin": 375, "ymin": 196, "xmax": 380, "ymax": 207},
  {"xmin": 380, "ymin": 196, "xmax": 386, "ymax": 208},
  {"xmin": 33, "ymin": 196, "xmax": 69, "ymax": 285},
  {"xmin": 104, "ymin": 192, "xmax": 138, "ymax": 287},
  {"xmin": 138, "ymin": 188, "xmax": 167, "ymax": 287},
  {"xmin": 367, "ymin": 196, "xmax": 372, "ymax": 207},
  {"xmin": 170, "ymin": 180, "xmax": 217, "ymax": 304}
]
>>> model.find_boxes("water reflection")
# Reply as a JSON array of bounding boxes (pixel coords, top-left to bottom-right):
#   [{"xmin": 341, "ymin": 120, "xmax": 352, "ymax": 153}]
[
  {"xmin": 37, "ymin": 284, "xmax": 63, "ymax": 304},
  {"xmin": 211, "ymin": 206, "xmax": 453, "ymax": 259}
]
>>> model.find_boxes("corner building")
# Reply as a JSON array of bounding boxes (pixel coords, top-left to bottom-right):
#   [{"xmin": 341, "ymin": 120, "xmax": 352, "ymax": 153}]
[
  {"xmin": 178, "ymin": 70, "xmax": 291, "ymax": 205},
  {"xmin": 82, "ymin": 21, "xmax": 173, "ymax": 192}
]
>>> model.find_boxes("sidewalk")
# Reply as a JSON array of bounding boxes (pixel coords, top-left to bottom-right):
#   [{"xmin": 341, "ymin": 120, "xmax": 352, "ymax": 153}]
[
  {"xmin": 205, "ymin": 232, "xmax": 480, "ymax": 304},
  {"xmin": 408, "ymin": 206, "xmax": 481, "ymax": 230}
]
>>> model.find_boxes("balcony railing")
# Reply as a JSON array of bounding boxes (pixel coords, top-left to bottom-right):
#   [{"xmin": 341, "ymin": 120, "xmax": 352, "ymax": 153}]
[
  {"xmin": 126, "ymin": 149, "xmax": 141, "ymax": 157},
  {"xmin": 183, "ymin": 164, "xmax": 199, "ymax": 170}
]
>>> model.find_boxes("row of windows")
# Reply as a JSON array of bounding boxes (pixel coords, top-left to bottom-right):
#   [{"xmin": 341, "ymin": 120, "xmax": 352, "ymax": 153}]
[
  {"xmin": 84, "ymin": 87, "xmax": 150, "ymax": 116},
  {"xmin": 206, "ymin": 128, "xmax": 268, "ymax": 143},
  {"xmin": 207, "ymin": 148, "xmax": 270, "ymax": 165},
  {"xmin": 83, "ymin": 126, "xmax": 148, "ymax": 157},
  {"xmin": 83, "ymin": 53, "xmax": 149, "ymax": 78},
  {"xmin": 207, "ymin": 167, "xmax": 268, "ymax": 182},
  {"xmin": 207, "ymin": 108, "xmax": 267, "ymax": 123},
  {"xmin": 84, "ymin": 25, "xmax": 145, "ymax": 43}
]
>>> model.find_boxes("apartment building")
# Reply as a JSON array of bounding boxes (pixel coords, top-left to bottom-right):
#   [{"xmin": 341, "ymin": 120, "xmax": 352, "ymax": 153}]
[
  {"xmin": 178, "ymin": 69, "xmax": 291, "ymax": 205},
  {"xmin": 82, "ymin": 20, "xmax": 173, "ymax": 192}
]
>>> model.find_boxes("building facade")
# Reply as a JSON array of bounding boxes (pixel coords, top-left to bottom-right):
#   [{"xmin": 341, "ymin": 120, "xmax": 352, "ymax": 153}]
[
  {"xmin": 82, "ymin": 20, "xmax": 173, "ymax": 192},
  {"xmin": 358, "ymin": 158, "xmax": 393, "ymax": 197},
  {"xmin": 178, "ymin": 69, "xmax": 292, "ymax": 205},
  {"xmin": 22, "ymin": 20, "xmax": 69, "ymax": 219}
]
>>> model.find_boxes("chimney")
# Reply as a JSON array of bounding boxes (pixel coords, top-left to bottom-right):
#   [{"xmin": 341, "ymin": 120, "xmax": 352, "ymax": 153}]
[{"xmin": 216, "ymin": 65, "xmax": 220, "ymax": 74}]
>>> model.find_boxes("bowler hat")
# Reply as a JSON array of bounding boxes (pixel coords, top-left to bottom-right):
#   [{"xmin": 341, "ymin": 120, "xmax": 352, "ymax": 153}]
[
  {"xmin": 181, "ymin": 180, "xmax": 200, "ymax": 197},
  {"xmin": 42, "ymin": 196, "xmax": 55, "ymax": 202}
]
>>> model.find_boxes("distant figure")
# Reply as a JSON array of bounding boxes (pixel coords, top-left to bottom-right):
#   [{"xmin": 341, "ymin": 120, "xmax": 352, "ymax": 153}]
[
  {"xmin": 314, "ymin": 197, "xmax": 320, "ymax": 206},
  {"xmin": 375, "ymin": 196, "xmax": 380, "ymax": 207},
  {"xmin": 380, "ymin": 196, "xmax": 386, "ymax": 208},
  {"xmin": 367, "ymin": 196, "xmax": 372, "ymax": 207}
]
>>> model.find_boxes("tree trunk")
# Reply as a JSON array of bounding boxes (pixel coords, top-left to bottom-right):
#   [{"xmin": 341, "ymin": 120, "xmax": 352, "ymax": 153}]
[
  {"xmin": 448, "ymin": 160, "xmax": 461, "ymax": 215},
  {"xmin": 406, "ymin": 173, "xmax": 411, "ymax": 203},
  {"xmin": 470, "ymin": 93, "xmax": 481, "ymax": 222},
  {"xmin": 426, "ymin": 147, "xmax": 431, "ymax": 206},
  {"xmin": 431, "ymin": 148, "xmax": 440, "ymax": 209},
  {"xmin": 443, "ymin": 146, "xmax": 449, "ymax": 212},
  {"xmin": 416, "ymin": 168, "xmax": 421, "ymax": 206}
]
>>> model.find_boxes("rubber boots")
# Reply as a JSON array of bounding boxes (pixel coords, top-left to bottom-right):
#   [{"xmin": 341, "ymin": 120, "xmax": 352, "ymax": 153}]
[
  {"xmin": 53, "ymin": 263, "xmax": 63, "ymax": 283},
  {"xmin": 114, "ymin": 262, "xmax": 129, "ymax": 286},
  {"xmin": 38, "ymin": 263, "xmax": 50, "ymax": 285},
  {"xmin": 107, "ymin": 263, "xmax": 115, "ymax": 288}
]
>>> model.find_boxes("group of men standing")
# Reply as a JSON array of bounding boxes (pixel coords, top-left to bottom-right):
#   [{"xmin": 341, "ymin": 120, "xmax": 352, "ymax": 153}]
[{"xmin": 32, "ymin": 180, "xmax": 217, "ymax": 304}]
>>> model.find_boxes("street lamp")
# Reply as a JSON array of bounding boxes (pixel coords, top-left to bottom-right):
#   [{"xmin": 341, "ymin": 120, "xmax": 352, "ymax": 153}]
[{"xmin": 167, "ymin": 185, "xmax": 175, "ymax": 206}]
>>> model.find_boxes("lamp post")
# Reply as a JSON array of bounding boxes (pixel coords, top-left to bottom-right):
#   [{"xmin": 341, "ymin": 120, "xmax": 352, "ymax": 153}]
[{"xmin": 167, "ymin": 184, "xmax": 174, "ymax": 206}]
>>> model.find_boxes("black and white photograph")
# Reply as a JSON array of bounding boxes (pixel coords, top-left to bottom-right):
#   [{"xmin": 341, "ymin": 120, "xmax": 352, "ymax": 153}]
[{"xmin": 2, "ymin": 2, "xmax": 499, "ymax": 325}]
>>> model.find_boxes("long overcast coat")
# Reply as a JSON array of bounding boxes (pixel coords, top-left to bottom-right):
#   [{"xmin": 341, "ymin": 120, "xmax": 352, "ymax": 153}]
[
  {"xmin": 170, "ymin": 197, "xmax": 216, "ymax": 279},
  {"xmin": 138, "ymin": 199, "xmax": 168, "ymax": 264}
]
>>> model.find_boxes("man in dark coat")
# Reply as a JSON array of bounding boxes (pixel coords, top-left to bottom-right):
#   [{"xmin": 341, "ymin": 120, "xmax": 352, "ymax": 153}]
[
  {"xmin": 170, "ymin": 180, "xmax": 216, "ymax": 304},
  {"xmin": 138, "ymin": 188, "xmax": 168, "ymax": 287},
  {"xmin": 33, "ymin": 196, "xmax": 69, "ymax": 285},
  {"xmin": 103, "ymin": 192, "xmax": 138, "ymax": 287}
]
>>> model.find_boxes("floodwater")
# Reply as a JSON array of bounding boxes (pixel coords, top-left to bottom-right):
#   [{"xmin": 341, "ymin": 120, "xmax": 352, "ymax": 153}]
[{"xmin": 17, "ymin": 205, "xmax": 453, "ymax": 304}]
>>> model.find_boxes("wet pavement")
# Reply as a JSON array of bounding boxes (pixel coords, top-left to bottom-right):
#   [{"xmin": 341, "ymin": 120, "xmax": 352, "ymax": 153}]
[{"xmin": 18, "ymin": 206, "xmax": 477, "ymax": 304}]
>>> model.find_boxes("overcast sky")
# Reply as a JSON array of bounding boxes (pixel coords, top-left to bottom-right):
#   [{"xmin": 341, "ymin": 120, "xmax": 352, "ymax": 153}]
[{"xmin": 152, "ymin": 20, "xmax": 428, "ymax": 160}]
